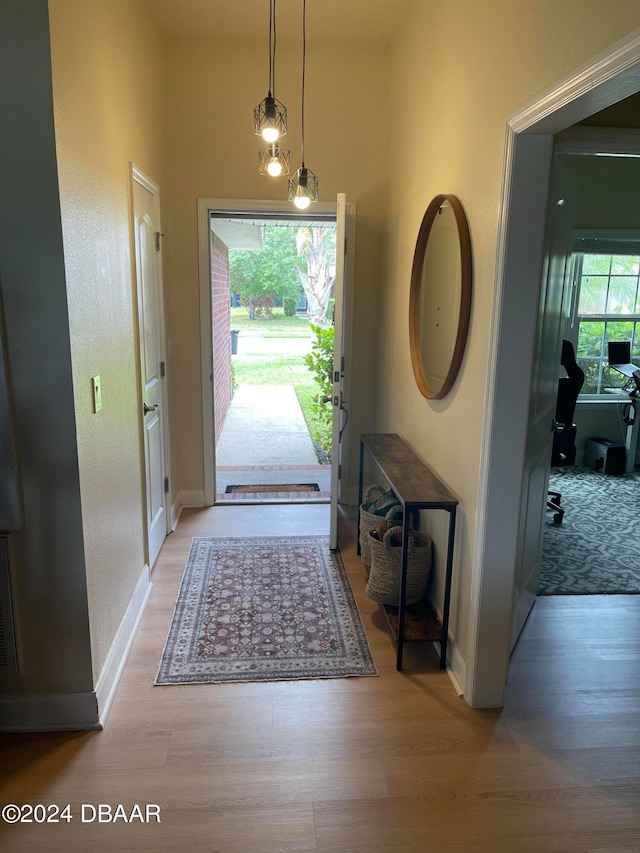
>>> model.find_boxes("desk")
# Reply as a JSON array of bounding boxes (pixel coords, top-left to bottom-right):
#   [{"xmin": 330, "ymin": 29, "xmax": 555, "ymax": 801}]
[
  {"xmin": 624, "ymin": 394, "xmax": 639, "ymax": 473},
  {"xmin": 604, "ymin": 384, "xmax": 639, "ymax": 473},
  {"xmin": 358, "ymin": 433, "xmax": 458, "ymax": 671}
]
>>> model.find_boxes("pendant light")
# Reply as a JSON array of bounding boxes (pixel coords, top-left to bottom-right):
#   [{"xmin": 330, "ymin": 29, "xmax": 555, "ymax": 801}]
[
  {"xmin": 254, "ymin": 0, "xmax": 287, "ymax": 144},
  {"xmin": 288, "ymin": 0, "xmax": 318, "ymax": 209},
  {"xmin": 259, "ymin": 143, "xmax": 291, "ymax": 177}
]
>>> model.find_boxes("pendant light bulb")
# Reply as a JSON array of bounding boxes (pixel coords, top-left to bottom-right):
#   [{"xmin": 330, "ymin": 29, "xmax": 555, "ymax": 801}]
[
  {"xmin": 259, "ymin": 144, "xmax": 290, "ymax": 177},
  {"xmin": 254, "ymin": 2, "xmax": 287, "ymax": 148},
  {"xmin": 288, "ymin": 164, "xmax": 318, "ymax": 208},
  {"xmin": 255, "ymin": 94, "xmax": 286, "ymax": 143},
  {"xmin": 261, "ymin": 96, "xmax": 280, "ymax": 142},
  {"xmin": 292, "ymin": 167, "xmax": 311, "ymax": 207},
  {"xmin": 262, "ymin": 127, "xmax": 280, "ymax": 143}
]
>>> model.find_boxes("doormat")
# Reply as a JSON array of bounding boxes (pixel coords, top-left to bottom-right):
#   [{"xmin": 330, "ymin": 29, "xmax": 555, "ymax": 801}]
[
  {"xmin": 156, "ymin": 536, "xmax": 378, "ymax": 684},
  {"xmin": 225, "ymin": 483, "xmax": 320, "ymax": 494}
]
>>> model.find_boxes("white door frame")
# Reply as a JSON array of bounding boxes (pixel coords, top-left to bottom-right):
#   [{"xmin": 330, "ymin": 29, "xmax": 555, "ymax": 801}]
[
  {"xmin": 197, "ymin": 197, "xmax": 356, "ymax": 507},
  {"xmin": 466, "ymin": 30, "xmax": 640, "ymax": 709},
  {"xmin": 330, "ymin": 193, "xmax": 348, "ymax": 549},
  {"xmin": 130, "ymin": 164, "xmax": 172, "ymax": 560}
]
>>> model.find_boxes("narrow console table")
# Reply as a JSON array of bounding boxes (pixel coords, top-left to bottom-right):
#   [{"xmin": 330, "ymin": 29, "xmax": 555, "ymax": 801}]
[{"xmin": 358, "ymin": 433, "xmax": 458, "ymax": 671}]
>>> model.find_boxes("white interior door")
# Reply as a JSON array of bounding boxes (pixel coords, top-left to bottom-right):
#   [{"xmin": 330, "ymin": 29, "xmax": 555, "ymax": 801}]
[
  {"xmin": 329, "ymin": 193, "xmax": 347, "ymax": 549},
  {"xmin": 510, "ymin": 158, "xmax": 577, "ymax": 649},
  {"xmin": 132, "ymin": 166, "xmax": 169, "ymax": 569}
]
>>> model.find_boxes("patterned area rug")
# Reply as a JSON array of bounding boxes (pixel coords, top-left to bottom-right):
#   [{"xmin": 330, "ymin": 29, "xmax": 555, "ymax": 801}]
[
  {"xmin": 156, "ymin": 536, "xmax": 377, "ymax": 684},
  {"xmin": 540, "ymin": 467, "xmax": 640, "ymax": 595}
]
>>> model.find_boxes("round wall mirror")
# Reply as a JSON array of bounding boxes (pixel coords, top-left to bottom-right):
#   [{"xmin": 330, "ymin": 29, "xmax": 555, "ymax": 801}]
[{"xmin": 409, "ymin": 194, "xmax": 472, "ymax": 399}]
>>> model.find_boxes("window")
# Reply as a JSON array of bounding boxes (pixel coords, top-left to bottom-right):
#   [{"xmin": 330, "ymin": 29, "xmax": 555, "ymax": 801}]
[{"xmin": 571, "ymin": 234, "xmax": 640, "ymax": 397}]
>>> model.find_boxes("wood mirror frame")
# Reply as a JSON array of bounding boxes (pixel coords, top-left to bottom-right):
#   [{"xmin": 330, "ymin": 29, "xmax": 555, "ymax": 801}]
[{"xmin": 409, "ymin": 194, "xmax": 472, "ymax": 399}]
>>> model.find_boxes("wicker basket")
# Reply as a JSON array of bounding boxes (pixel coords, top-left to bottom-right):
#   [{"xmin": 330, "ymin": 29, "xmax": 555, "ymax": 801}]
[
  {"xmin": 365, "ymin": 526, "xmax": 432, "ymax": 606},
  {"xmin": 359, "ymin": 485, "xmax": 402, "ymax": 569}
]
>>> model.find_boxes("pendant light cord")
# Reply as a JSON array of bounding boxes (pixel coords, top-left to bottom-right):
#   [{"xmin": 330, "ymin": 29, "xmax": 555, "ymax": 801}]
[
  {"xmin": 272, "ymin": 0, "xmax": 278, "ymax": 98},
  {"xmin": 301, "ymin": 0, "xmax": 306, "ymax": 165},
  {"xmin": 268, "ymin": 0, "xmax": 274, "ymax": 95}
]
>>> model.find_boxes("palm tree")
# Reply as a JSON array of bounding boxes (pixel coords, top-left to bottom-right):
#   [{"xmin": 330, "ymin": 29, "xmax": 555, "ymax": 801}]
[
  {"xmin": 579, "ymin": 253, "xmax": 639, "ymax": 314},
  {"xmin": 295, "ymin": 225, "xmax": 336, "ymax": 325}
]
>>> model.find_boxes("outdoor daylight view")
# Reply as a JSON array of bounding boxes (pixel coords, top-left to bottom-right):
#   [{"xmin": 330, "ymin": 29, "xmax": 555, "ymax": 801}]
[{"xmin": 212, "ymin": 219, "xmax": 338, "ymax": 503}]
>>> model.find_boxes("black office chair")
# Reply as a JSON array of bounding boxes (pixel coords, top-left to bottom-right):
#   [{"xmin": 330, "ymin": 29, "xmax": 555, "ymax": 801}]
[{"xmin": 547, "ymin": 340, "xmax": 584, "ymax": 523}]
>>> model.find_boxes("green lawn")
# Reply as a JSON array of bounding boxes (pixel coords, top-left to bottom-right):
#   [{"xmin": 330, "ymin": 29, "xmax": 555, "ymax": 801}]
[
  {"xmin": 232, "ymin": 355, "xmax": 310, "ymax": 386},
  {"xmin": 230, "ymin": 307, "xmax": 311, "ymax": 335},
  {"xmin": 232, "ymin": 354, "xmax": 330, "ymax": 452}
]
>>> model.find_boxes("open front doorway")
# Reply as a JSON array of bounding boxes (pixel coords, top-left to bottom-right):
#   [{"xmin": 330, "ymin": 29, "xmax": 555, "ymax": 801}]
[
  {"xmin": 210, "ymin": 213, "xmax": 337, "ymax": 505},
  {"xmin": 198, "ymin": 196, "xmax": 354, "ymax": 550}
]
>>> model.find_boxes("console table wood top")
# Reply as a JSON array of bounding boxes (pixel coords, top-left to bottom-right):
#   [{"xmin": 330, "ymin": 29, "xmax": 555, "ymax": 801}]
[{"xmin": 360, "ymin": 433, "xmax": 458, "ymax": 509}]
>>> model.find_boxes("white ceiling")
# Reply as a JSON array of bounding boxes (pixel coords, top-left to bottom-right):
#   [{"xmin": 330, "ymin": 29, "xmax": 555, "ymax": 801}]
[
  {"xmin": 211, "ymin": 219, "xmax": 265, "ymax": 251},
  {"xmin": 210, "ymin": 216, "xmax": 333, "ymax": 250},
  {"xmin": 144, "ymin": 0, "xmax": 415, "ymax": 43}
]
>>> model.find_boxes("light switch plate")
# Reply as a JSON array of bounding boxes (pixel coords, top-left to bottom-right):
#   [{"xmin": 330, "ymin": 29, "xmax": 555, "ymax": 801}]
[{"xmin": 92, "ymin": 375, "xmax": 102, "ymax": 413}]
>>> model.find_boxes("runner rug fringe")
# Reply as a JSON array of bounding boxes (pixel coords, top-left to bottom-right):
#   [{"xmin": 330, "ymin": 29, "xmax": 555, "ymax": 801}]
[{"xmin": 156, "ymin": 535, "xmax": 377, "ymax": 684}]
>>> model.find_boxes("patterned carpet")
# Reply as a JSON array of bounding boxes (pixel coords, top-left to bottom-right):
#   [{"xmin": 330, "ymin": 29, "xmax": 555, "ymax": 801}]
[
  {"xmin": 540, "ymin": 467, "xmax": 640, "ymax": 595},
  {"xmin": 156, "ymin": 536, "xmax": 377, "ymax": 684}
]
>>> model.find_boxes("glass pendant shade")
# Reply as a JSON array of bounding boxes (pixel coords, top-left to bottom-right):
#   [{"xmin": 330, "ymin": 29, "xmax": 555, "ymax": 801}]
[
  {"xmin": 259, "ymin": 144, "xmax": 290, "ymax": 177},
  {"xmin": 288, "ymin": 165, "xmax": 318, "ymax": 209},
  {"xmin": 254, "ymin": 94, "xmax": 287, "ymax": 143}
]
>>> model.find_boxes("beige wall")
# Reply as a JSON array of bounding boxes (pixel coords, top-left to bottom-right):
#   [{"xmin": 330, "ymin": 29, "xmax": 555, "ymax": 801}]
[
  {"xmin": 49, "ymin": 0, "xmax": 164, "ymax": 681},
  {"xmin": 379, "ymin": 2, "xmax": 640, "ymax": 667},
  {"xmin": 162, "ymin": 37, "xmax": 390, "ymax": 496},
  {"xmin": 0, "ymin": 0, "xmax": 93, "ymax": 707}
]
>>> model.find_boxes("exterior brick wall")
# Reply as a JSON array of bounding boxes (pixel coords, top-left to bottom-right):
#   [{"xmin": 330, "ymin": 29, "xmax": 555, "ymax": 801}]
[{"xmin": 211, "ymin": 233, "xmax": 232, "ymax": 445}]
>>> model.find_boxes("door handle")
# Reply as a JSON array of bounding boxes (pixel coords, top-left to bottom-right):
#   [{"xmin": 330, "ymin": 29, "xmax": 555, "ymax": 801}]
[
  {"xmin": 144, "ymin": 402, "xmax": 159, "ymax": 415},
  {"xmin": 321, "ymin": 394, "xmax": 340, "ymax": 407}
]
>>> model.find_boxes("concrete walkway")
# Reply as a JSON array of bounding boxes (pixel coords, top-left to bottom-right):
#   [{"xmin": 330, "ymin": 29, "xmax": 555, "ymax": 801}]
[
  {"xmin": 215, "ymin": 384, "xmax": 331, "ymax": 500},
  {"xmin": 217, "ymin": 385, "xmax": 318, "ymax": 466}
]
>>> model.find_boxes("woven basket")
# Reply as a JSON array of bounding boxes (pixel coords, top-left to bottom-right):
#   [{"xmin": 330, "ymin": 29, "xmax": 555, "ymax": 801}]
[
  {"xmin": 365, "ymin": 526, "xmax": 432, "ymax": 606},
  {"xmin": 359, "ymin": 485, "xmax": 402, "ymax": 568}
]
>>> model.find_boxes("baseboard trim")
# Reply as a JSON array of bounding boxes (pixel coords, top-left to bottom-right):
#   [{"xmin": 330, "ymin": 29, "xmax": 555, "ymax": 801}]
[
  {"xmin": 95, "ymin": 564, "xmax": 152, "ymax": 727},
  {"xmin": 171, "ymin": 490, "xmax": 205, "ymax": 529},
  {"xmin": 0, "ymin": 691, "xmax": 100, "ymax": 732},
  {"xmin": 430, "ymin": 632, "xmax": 466, "ymax": 698}
]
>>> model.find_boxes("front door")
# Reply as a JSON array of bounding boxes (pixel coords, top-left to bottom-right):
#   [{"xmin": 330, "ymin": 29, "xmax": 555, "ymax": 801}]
[
  {"xmin": 131, "ymin": 166, "xmax": 169, "ymax": 569},
  {"xmin": 510, "ymin": 158, "xmax": 577, "ymax": 648},
  {"xmin": 329, "ymin": 193, "xmax": 347, "ymax": 549}
]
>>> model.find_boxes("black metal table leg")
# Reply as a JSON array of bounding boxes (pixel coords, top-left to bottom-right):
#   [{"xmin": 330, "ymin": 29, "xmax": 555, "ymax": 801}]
[
  {"xmin": 357, "ymin": 440, "xmax": 365, "ymax": 556},
  {"xmin": 439, "ymin": 507, "xmax": 457, "ymax": 670},
  {"xmin": 395, "ymin": 511, "xmax": 410, "ymax": 671}
]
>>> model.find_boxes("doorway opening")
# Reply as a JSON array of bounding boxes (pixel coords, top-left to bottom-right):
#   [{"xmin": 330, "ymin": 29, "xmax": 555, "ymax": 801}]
[
  {"xmin": 467, "ymin": 32, "xmax": 640, "ymax": 709},
  {"xmin": 539, "ymin": 153, "xmax": 640, "ymax": 598},
  {"xmin": 198, "ymin": 196, "xmax": 352, "ymax": 550},
  {"xmin": 208, "ymin": 211, "xmax": 338, "ymax": 505}
]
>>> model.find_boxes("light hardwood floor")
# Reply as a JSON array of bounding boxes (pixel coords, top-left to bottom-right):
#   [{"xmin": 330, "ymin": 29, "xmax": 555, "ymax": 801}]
[{"xmin": 1, "ymin": 505, "xmax": 639, "ymax": 852}]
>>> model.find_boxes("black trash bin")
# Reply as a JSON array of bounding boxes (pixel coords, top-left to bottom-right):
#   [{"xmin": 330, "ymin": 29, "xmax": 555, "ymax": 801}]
[{"xmin": 230, "ymin": 329, "xmax": 239, "ymax": 355}]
